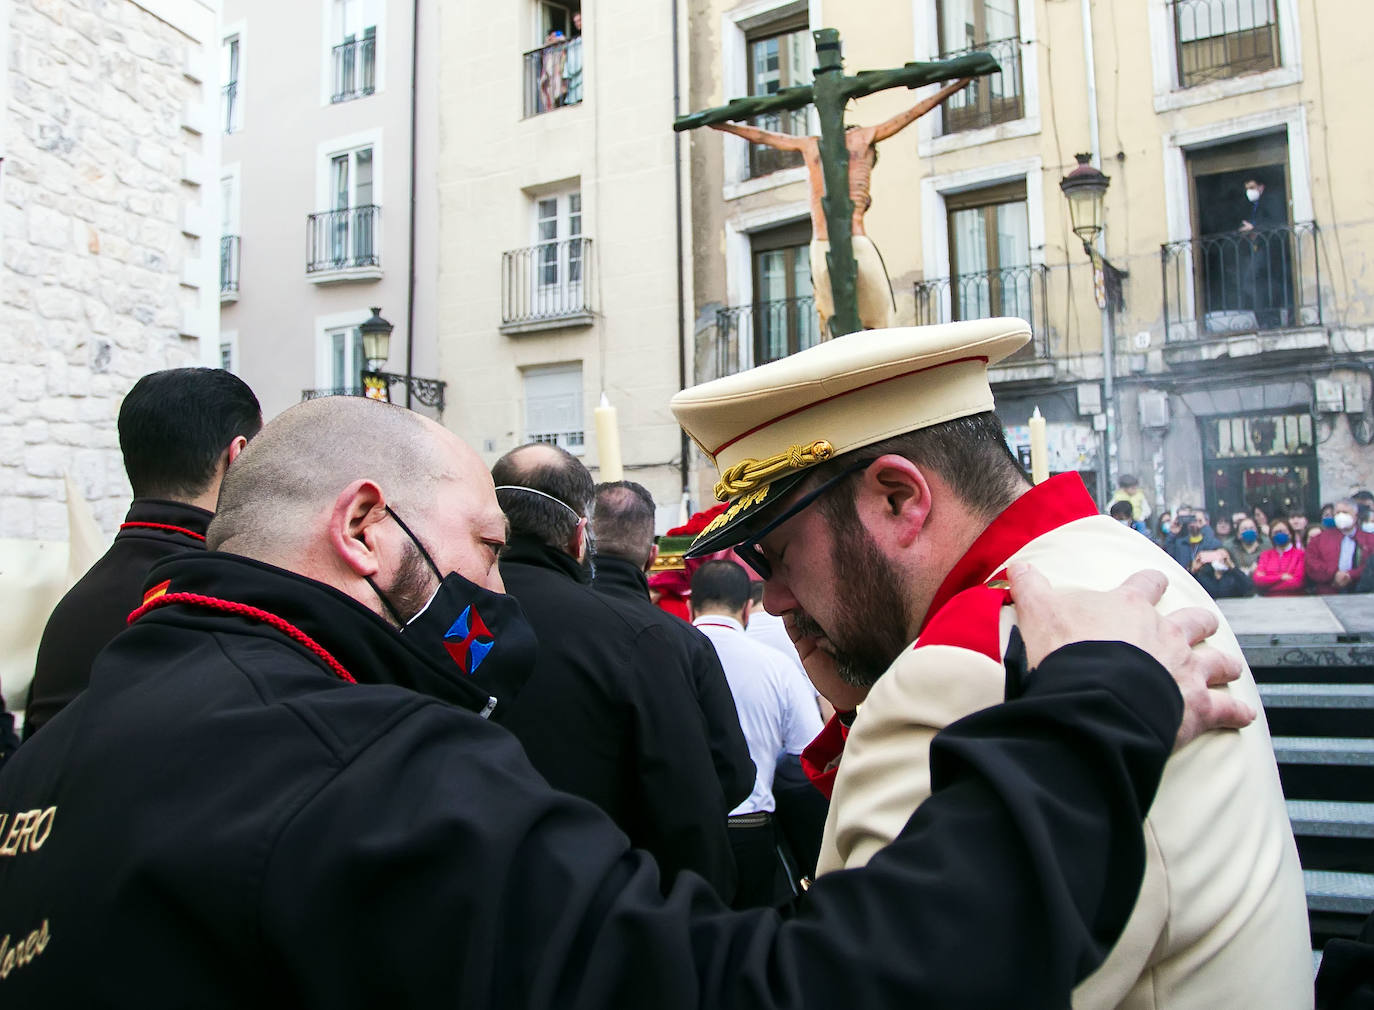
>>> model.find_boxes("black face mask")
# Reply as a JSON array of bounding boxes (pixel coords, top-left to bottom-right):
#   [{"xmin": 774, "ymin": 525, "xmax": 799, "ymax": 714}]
[{"xmin": 370, "ymin": 507, "xmax": 539, "ymax": 709}]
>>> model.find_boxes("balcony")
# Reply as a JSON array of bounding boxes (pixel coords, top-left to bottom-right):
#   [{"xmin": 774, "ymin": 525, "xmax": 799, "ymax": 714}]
[
  {"xmin": 301, "ymin": 386, "xmax": 365, "ymax": 400},
  {"xmin": 1161, "ymin": 222, "xmax": 1322, "ymax": 348},
  {"xmin": 913, "ymin": 264, "xmax": 1049, "ymax": 363},
  {"xmin": 714, "ymin": 296, "xmax": 820, "ymax": 378},
  {"xmin": 331, "ymin": 35, "xmax": 376, "ymax": 103},
  {"xmin": 306, "ymin": 206, "xmax": 381, "ymax": 283},
  {"xmin": 220, "ymin": 235, "xmax": 240, "ymax": 303},
  {"xmin": 1172, "ymin": 0, "xmax": 1279, "ymax": 89},
  {"xmin": 221, "ymin": 81, "xmax": 239, "ymax": 134},
  {"xmin": 522, "ymin": 37, "xmax": 583, "ymax": 117},
  {"xmin": 500, "ymin": 238, "xmax": 594, "ymax": 334},
  {"xmin": 938, "ymin": 37, "xmax": 1024, "ymax": 135}
]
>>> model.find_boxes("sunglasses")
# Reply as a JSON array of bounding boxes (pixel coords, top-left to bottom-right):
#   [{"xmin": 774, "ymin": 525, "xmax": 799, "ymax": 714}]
[{"xmin": 733, "ymin": 458, "xmax": 874, "ymax": 579}]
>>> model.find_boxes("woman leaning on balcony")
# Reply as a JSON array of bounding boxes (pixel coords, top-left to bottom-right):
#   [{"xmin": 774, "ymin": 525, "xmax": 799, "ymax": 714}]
[{"xmin": 1251, "ymin": 519, "xmax": 1306, "ymax": 597}]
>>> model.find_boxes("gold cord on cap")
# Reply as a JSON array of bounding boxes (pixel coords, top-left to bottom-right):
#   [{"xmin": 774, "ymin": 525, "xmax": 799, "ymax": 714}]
[{"xmin": 713, "ymin": 440, "xmax": 834, "ymax": 501}]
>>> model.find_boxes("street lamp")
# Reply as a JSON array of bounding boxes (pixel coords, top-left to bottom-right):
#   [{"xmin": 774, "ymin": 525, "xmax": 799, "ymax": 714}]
[
  {"xmin": 1058, "ymin": 153, "xmax": 1109, "ymax": 252},
  {"xmin": 359, "ymin": 306, "xmax": 393, "ymax": 370},
  {"xmin": 1059, "ymin": 153, "xmax": 1127, "ymax": 506}
]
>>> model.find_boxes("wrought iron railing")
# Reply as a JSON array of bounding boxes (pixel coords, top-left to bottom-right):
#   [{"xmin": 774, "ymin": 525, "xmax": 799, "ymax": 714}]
[
  {"xmin": 522, "ymin": 37, "xmax": 584, "ymax": 117},
  {"xmin": 306, "ymin": 205, "xmax": 380, "ymax": 273},
  {"xmin": 913, "ymin": 264, "xmax": 1049, "ymax": 361},
  {"xmin": 714, "ymin": 296, "xmax": 820, "ymax": 377},
  {"xmin": 1160, "ymin": 221, "xmax": 1321, "ymax": 342},
  {"xmin": 221, "ymin": 82, "xmax": 238, "ymax": 134},
  {"xmin": 1172, "ymin": 0, "xmax": 1279, "ymax": 88},
  {"xmin": 501, "ymin": 238, "xmax": 593, "ymax": 326},
  {"xmin": 331, "ymin": 35, "xmax": 377, "ymax": 103},
  {"xmin": 301, "ymin": 387, "xmax": 365, "ymax": 400},
  {"xmin": 938, "ymin": 37, "xmax": 1024, "ymax": 134},
  {"xmin": 748, "ymin": 108, "xmax": 809, "ymax": 178},
  {"xmin": 220, "ymin": 235, "xmax": 240, "ymax": 294}
]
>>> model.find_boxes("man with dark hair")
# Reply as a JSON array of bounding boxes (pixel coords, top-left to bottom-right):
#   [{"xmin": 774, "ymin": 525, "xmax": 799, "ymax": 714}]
[
  {"xmin": 690, "ymin": 559, "xmax": 823, "ymax": 908},
  {"xmin": 489, "ymin": 444, "xmax": 741, "ymax": 898},
  {"xmin": 0, "ymin": 394, "xmax": 1254, "ymax": 1007},
  {"xmin": 591, "ymin": 480, "xmax": 756, "ymax": 816},
  {"xmin": 672, "ymin": 318, "xmax": 1309, "ymax": 1009},
  {"xmin": 24, "ymin": 367, "xmax": 261, "ymax": 738}
]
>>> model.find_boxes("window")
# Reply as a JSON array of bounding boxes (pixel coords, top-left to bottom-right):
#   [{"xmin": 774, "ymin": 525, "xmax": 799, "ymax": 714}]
[
  {"xmin": 222, "ymin": 35, "xmax": 241, "ymax": 133},
  {"xmin": 308, "ymin": 145, "xmax": 379, "ymax": 274},
  {"xmin": 750, "ymin": 220, "xmax": 816, "ymax": 364},
  {"xmin": 523, "ymin": 363, "xmax": 584, "ymax": 453},
  {"xmin": 219, "ymin": 172, "xmax": 240, "ymax": 297},
  {"xmin": 524, "ymin": 1, "xmax": 583, "ymax": 116},
  {"xmin": 501, "ymin": 188, "xmax": 593, "ymax": 329},
  {"xmin": 1173, "ymin": 0, "xmax": 1278, "ymax": 88},
  {"xmin": 936, "ymin": 1, "xmax": 1023, "ymax": 134},
  {"xmin": 744, "ymin": 22, "xmax": 809, "ymax": 177},
  {"xmin": 946, "ymin": 181, "xmax": 1031, "ymax": 322},
  {"xmin": 219, "ymin": 332, "xmax": 239, "ymax": 373},
  {"xmin": 331, "ymin": 0, "xmax": 377, "ymax": 102},
  {"xmin": 325, "ymin": 325, "xmax": 366, "ymax": 391}
]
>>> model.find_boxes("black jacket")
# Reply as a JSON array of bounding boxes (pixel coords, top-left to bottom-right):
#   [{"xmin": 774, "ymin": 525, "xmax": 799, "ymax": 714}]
[
  {"xmin": 593, "ymin": 555, "xmax": 756, "ymax": 808},
  {"xmin": 24, "ymin": 498, "xmax": 212, "ymax": 739},
  {"xmin": 0, "ymin": 550, "xmax": 1182, "ymax": 1008},
  {"xmin": 496, "ymin": 537, "xmax": 739, "ymax": 897}
]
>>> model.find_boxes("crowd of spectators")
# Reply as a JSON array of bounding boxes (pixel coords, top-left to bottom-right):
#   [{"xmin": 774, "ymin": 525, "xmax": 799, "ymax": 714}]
[{"xmin": 1109, "ymin": 475, "xmax": 1374, "ymax": 600}]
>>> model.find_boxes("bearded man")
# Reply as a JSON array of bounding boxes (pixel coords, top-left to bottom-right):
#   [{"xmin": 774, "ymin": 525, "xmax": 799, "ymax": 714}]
[{"xmin": 671, "ymin": 318, "xmax": 1311, "ymax": 1010}]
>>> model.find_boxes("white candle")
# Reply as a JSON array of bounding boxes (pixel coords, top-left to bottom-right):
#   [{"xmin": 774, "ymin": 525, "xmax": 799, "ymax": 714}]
[
  {"xmin": 594, "ymin": 393, "xmax": 623, "ymax": 481},
  {"xmin": 1029, "ymin": 407, "xmax": 1049, "ymax": 485}
]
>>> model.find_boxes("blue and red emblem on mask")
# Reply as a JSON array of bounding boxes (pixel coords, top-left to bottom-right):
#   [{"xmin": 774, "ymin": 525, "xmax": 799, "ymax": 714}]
[{"xmin": 443, "ymin": 605, "xmax": 495, "ymax": 674}]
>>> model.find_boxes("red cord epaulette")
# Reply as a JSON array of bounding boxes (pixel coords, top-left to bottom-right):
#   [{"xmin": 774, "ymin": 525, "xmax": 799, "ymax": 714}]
[
  {"xmin": 127, "ymin": 592, "xmax": 356, "ymax": 684},
  {"xmin": 119, "ymin": 522, "xmax": 207, "ymax": 542}
]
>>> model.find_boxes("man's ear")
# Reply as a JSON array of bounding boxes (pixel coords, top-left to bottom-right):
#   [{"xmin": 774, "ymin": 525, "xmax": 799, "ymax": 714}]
[
  {"xmin": 856, "ymin": 454, "xmax": 932, "ymax": 548},
  {"xmin": 568, "ymin": 516, "xmax": 588, "ymax": 561},
  {"xmin": 643, "ymin": 543, "xmax": 659, "ymax": 573},
  {"xmin": 326, "ymin": 479, "xmax": 390, "ymax": 578},
  {"xmin": 226, "ymin": 435, "xmax": 249, "ymax": 466}
]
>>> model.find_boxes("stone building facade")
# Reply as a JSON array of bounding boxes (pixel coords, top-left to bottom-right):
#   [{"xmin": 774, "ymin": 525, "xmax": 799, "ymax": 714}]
[{"xmin": 1, "ymin": 0, "xmax": 221, "ymax": 541}]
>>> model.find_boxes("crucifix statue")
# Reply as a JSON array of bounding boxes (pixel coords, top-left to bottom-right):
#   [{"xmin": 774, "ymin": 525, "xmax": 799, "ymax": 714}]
[{"xmin": 674, "ymin": 29, "xmax": 999, "ymax": 339}]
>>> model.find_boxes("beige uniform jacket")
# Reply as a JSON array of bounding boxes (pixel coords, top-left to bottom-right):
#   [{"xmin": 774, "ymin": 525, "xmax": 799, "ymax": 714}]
[{"xmin": 816, "ymin": 476, "xmax": 1311, "ymax": 1010}]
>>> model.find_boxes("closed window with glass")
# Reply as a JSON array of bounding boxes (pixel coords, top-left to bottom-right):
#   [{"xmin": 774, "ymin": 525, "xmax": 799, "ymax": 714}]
[
  {"xmin": 946, "ymin": 182, "xmax": 1031, "ymax": 322},
  {"xmin": 936, "ymin": 0, "xmax": 1023, "ymax": 133},
  {"xmin": 332, "ymin": 0, "xmax": 377, "ymax": 102},
  {"xmin": 325, "ymin": 326, "xmax": 366, "ymax": 391},
  {"xmin": 1173, "ymin": 0, "xmax": 1278, "ymax": 88},
  {"xmin": 319, "ymin": 147, "xmax": 375, "ymax": 269},
  {"xmin": 750, "ymin": 220, "xmax": 817, "ymax": 364},
  {"xmin": 745, "ymin": 22, "xmax": 810, "ymax": 177},
  {"xmin": 222, "ymin": 36, "xmax": 240, "ymax": 133},
  {"xmin": 533, "ymin": 191, "xmax": 583, "ymax": 314}
]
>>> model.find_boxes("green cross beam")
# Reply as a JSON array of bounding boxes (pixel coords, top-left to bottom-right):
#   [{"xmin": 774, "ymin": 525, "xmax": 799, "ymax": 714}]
[{"xmin": 675, "ymin": 29, "xmax": 1000, "ymax": 338}]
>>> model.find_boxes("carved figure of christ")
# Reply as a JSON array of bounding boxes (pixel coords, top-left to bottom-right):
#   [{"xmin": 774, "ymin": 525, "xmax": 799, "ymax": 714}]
[{"xmin": 709, "ymin": 77, "xmax": 970, "ymax": 334}]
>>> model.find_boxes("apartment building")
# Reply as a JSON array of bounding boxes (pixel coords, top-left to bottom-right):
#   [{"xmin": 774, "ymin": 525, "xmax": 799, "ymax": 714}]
[
  {"xmin": 686, "ymin": 0, "xmax": 1374, "ymax": 520},
  {"xmin": 219, "ymin": 0, "xmax": 441, "ymax": 420},
  {"xmin": 434, "ymin": 0, "xmax": 689, "ymax": 519}
]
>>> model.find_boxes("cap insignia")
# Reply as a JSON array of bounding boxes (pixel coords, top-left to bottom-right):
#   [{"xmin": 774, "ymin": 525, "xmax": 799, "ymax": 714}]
[{"xmin": 713, "ymin": 440, "xmax": 834, "ymax": 502}]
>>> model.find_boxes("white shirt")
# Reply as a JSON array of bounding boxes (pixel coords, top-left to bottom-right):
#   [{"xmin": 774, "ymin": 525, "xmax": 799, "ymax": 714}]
[
  {"xmin": 743, "ymin": 608, "xmax": 806, "ymax": 676},
  {"xmin": 693, "ymin": 613, "xmax": 824, "ymax": 815}
]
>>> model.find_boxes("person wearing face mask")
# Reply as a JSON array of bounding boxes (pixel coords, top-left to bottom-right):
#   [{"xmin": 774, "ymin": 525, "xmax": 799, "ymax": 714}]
[
  {"xmin": 1109, "ymin": 500, "xmax": 1150, "ymax": 537},
  {"xmin": 1238, "ymin": 177, "xmax": 1291, "ymax": 328},
  {"xmin": 1253, "ymin": 519, "xmax": 1307, "ymax": 597},
  {"xmin": 1163, "ymin": 511, "xmax": 1221, "ymax": 572},
  {"xmin": 489, "ymin": 443, "xmax": 743, "ymax": 900},
  {"xmin": 1226, "ymin": 517, "xmax": 1269, "ymax": 577},
  {"xmin": 0, "ymin": 394, "xmax": 1261, "ymax": 1010},
  {"xmin": 1307, "ymin": 499, "xmax": 1374, "ymax": 594}
]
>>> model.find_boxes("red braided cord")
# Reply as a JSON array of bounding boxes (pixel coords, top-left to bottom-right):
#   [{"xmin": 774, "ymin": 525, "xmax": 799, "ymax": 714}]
[
  {"xmin": 119, "ymin": 522, "xmax": 207, "ymax": 542},
  {"xmin": 127, "ymin": 592, "xmax": 357, "ymax": 684}
]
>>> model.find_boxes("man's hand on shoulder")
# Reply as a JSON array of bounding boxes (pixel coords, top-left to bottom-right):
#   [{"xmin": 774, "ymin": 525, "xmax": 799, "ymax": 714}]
[{"xmin": 1007, "ymin": 563, "xmax": 1255, "ymax": 751}]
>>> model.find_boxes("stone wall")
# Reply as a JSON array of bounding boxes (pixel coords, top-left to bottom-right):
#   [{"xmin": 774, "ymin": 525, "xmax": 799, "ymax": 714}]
[{"xmin": 1, "ymin": 0, "xmax": 216, "ymax": 540}]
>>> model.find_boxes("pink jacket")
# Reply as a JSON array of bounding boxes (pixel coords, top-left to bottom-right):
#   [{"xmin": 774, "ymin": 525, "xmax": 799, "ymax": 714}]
[{"xmin": 1252, "ymin": 546, "xmax": 1306, "ymax": 596}]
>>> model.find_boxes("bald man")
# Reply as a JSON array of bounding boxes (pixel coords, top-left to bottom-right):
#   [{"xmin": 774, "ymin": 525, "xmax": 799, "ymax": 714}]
[{"xmin": 0, "ymin": 397, "xmax": 1250, "ymax": 1008}]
